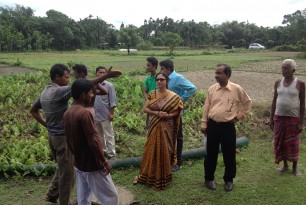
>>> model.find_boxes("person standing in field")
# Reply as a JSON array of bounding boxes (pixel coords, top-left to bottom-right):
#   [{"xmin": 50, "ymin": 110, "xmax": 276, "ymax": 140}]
[
  {"xmin": 144, "ymin": 57, "xmax": 158, "ymax": 101},
  {"xmin": 134, "ymin": 72, "xmax": 183, "ymax": 189},
  {"xmin": 160, "ymin": 59, "xmax": 197, "ymax": 171},
  {"xmin": 94, "ymin": 66, "xmax": 117, "ymax": 159},
  {"xmin": 30, "ymin": 64, "xmax": 121, "ymax": 204},
  {"xmin": 201, "ymin": 64, "xmax": 251, "ymax": 191},
  {"xmin": 144, "ymin": 57, "xmax": 158, "ymax": 128},
  {"xmin": 64, "ymin": 78, "xmax": 118, "ymax": 205},
  {"xmin": 72, "ymin": 64, "xmax": 108, "ymax": 96},
  {"xmin": 71, "ymin": 64, "xmax": 109, "ymax": 117},
  {"xmin": 270, "ymin": 59, "xmax": 305, "ymax": 176}
]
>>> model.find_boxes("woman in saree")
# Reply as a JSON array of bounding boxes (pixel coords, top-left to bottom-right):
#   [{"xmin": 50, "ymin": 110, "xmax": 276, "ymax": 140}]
[{"xmin": 133, "ymin": 72, "xmax": 183, "ymax": 190}]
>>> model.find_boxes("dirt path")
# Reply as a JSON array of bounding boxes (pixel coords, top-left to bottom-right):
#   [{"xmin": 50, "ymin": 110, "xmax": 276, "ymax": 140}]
[
  {"xmin": 183, "ymin": 70, "xmax": 306, "ymax": 102},
  {"xmin": 0, "ymin": 64, "xmax": 37, "ymax": 76},
  {"xmin": 3, "ymin": 62, "xmax": 306, "ymax": 102}
]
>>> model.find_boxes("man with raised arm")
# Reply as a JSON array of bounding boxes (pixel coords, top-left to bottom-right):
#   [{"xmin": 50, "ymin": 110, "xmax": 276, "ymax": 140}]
[{"xmin": 30, "ymin": 63, "xmax": 121, "ymax": 205}]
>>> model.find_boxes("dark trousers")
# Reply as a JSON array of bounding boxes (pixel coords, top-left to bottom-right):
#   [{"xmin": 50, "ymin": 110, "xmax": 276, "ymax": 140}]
[
  {"xmin": 177, "ymin": 118, "xmax": 183, "ymax": 166},
  {"xmin": 204, "ymin": 119, "xmax": 236, "ymax": 182}
]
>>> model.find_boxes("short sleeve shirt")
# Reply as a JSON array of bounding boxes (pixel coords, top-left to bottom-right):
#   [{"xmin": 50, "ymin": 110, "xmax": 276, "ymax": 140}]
[
  {"xmin": 144, "ymin": 74, "xmax": 157, "ymax": 94},
  {"xmin": 33, "ymin": 83, "xmax": 71, "ymax": 135}
]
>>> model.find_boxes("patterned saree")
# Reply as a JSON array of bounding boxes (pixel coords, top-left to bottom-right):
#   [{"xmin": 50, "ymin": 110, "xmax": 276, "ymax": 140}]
[{"xmin": 138, "ymin": 90, "xmax": 183, "ymax": 190}]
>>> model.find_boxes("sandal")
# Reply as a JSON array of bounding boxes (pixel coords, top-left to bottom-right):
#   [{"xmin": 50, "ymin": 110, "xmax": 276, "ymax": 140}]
[{"xmin": 133, "ymin": 176, "xmax": 139, "ymax": 185}]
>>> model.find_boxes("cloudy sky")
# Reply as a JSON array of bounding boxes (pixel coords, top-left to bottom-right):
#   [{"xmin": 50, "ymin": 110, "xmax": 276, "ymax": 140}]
[{"xmin": 0, "ymin": 0, "xmax": 305, "ymax": 29}]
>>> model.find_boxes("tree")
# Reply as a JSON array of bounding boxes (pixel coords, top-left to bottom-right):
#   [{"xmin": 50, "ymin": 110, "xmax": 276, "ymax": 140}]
[
  {"xmin": 282, "ymin": 9, "xmax": 306, "ymax": 44},
  {"xmin": 119, "ymin": 25, "xmax": 140, "ymax": 54},
  {"xmin": 163, "ymin": 32, "xmax": 183, "ymax": 55}
]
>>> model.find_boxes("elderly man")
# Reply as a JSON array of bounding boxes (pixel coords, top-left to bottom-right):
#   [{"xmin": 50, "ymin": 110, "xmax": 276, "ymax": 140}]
[
  {"xmin": 270, "ymin": 59, "xmax": 305, "ymax": 176},
  {"xmin": 201, "ymin": 64, "xmax": 251, "ymax": 191}
]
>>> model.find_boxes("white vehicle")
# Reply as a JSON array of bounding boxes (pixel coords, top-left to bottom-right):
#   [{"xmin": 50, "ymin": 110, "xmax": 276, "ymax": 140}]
[{"xmin": 249, "ymin": 43, "xmax": 265, "ymax": 49}]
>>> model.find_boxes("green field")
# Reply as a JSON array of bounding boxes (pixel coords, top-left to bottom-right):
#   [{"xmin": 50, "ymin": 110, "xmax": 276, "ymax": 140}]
[{"xmin": 1, "ymin": 49, "xmax": 306, "ymax": 205}]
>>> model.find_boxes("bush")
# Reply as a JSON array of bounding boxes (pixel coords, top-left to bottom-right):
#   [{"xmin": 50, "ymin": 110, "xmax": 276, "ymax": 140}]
[
  {"xmin": 274, "ymin": 45, "xmax": 299, "ymax": 51},
  {"xmin": 10, "ymin": 58, "xmax": 23, "ymax": 66},
  {"xmin": 136, "ymin": 41, "xmax": 153, "ymax": 50}
]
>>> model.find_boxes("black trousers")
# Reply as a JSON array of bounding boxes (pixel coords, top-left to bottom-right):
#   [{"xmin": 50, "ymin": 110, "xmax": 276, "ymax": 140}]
[
  {"xmin": 204, "ymin": 119, "xmax": 236, "ymax": 182},
  {"xmin": 177, "ymin": 118, "xmax": 183, "ymax": 165}
]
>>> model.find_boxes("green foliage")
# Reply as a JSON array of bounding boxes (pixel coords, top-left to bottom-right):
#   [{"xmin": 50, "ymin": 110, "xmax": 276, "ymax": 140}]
[
  {"xmin": 10, "ymin": 58, "xmax": 23, "ymax": 66},
  {"xmin": 136, "ymin": 40, "xmax": 153, "ymax": 50},
  {"xmin": 297, "ymin": 52, "xmax": 306, "ymax": 59},
  {"xmin": 163, "ymin": 32, "xmax": 183, "ymax": 55},
  {"xmin": 274, "ymin": 45, "xmax": 299, "ymax": 51},
  {"xmin": 201, "ymin": 51, "xmax": 213, "ymax": 55},
  {"xmin": 1, "ymin": 4, "xmax": 306, "ymax": 52},
  {"xmin": 119, "ymin": 25, "xmax": 140, "ymax": 54}
]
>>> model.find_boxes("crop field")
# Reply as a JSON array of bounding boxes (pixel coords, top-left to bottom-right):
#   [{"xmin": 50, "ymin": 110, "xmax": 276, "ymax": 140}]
[{"xmin": 1, "ymin": 49, "xmax": 306, "ymax": 205}]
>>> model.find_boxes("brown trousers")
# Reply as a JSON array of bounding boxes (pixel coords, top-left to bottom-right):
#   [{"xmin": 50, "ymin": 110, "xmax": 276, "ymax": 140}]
[{"xmin": 46, "ymin": 133, "xmax": 75, "ymax": 205}]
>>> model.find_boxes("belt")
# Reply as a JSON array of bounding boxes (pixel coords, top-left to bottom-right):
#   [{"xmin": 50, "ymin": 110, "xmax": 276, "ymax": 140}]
[{"xmin": 209, "ymin": 118, "xmax": 233, "ymax": 125}]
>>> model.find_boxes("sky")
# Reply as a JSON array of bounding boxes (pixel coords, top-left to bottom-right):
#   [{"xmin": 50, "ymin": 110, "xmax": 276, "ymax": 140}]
[{"xmin": 0, "ymin": 0, "xmax": 305, "ymax": 29}]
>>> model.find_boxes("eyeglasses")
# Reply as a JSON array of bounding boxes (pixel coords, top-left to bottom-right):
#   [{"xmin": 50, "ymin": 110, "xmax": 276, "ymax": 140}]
[{"xmin": 155, "ymin": 78, "xmax": 166, "ymax": 82}]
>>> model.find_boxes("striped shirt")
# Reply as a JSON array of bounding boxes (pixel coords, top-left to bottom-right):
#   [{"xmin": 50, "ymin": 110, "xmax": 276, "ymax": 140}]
[{"xmin": 33, "ymin": 83, "xmax": 71, "ymax": 135}]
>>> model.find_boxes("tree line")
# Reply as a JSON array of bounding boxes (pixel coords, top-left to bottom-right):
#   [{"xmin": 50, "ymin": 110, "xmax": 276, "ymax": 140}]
[{"xmin": 0, "ymin": 4, "xmax": 305, "ymax": 52}]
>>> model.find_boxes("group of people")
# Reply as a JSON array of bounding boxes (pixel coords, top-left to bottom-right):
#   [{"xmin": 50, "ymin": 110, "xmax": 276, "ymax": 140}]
[
  {"xmin": 134, "ymin": 58, "xmax": 196, "ymax": 189},
  {"xmin": 30, "ymin": 57, "xmax": 304, "ymax": 204},
  {"xmin": 136, "ymin": 58, "xmax": 304, "ymax": 193},
  {"xmin": 30, "ymin": 64, "xmax": 120, "ymax": 205}
]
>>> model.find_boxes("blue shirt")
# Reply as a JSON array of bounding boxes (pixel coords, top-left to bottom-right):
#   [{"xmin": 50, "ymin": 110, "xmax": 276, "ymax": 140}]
[{"xmin": 168, "ymin": 71, "xmax": 197, "ymax": 103}]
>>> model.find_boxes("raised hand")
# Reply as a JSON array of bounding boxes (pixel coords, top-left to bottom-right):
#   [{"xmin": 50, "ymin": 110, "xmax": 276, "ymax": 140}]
[{"xmin": 106, "ymin": 70, "xmax": 122, "ymax": 78}]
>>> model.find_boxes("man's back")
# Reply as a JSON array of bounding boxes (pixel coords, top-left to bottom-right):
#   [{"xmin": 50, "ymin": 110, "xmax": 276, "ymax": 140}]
[{"xmin": 168, "ymin": 71, "xmax": 196, "ymax": 103}]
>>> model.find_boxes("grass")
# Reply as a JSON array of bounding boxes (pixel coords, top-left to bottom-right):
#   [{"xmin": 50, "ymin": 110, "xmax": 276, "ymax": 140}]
[
  {"xmin": 2, "ymin": 137, "xmax": 306, "ymax": 205},
  {"xmin": 0, "ymin": 49, "xmax": 295, "ymax": 74},
  {"xmin": 1, "ymin": 103, "xmax": 306, "ymax": 205}
]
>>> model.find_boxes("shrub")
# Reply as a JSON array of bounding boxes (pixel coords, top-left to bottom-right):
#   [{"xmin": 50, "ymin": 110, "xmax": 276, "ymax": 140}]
[
  {"xmin": 274, "ymin": 45, "xmax": 299, "ymax": 51},
  {"xmin": 136, "ymin": 41, "xmax": 153, "ymax": 50}
]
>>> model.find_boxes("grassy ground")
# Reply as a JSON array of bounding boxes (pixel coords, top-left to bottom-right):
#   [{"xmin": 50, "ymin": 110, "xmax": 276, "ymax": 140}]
[
  {"xmin": 1, "ymin": 103, "xmax": 306, "ymax": 205},
  {"xmin": 0, "ymin": 49, "xmax": 290, "ymax": 74},
  {"xmin": 1, "ymin": 136, "xmax": 306, "ymax": 205}
]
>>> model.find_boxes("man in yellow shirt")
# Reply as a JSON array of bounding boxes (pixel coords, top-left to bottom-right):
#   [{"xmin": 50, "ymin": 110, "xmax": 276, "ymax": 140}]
[{"xmin": 201, "ymin": 64, "xmax": 252, "ymax": 191}]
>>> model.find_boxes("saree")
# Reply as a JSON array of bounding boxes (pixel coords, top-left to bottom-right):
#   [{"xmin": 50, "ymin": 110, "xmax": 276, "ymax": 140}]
[
  {"xmin": 138, "ymin": 89, "xmax": 183, "ymax": 190},
  {"xmin": 273, "ymin": 115, "xmax": 300, "ymax": 164}
]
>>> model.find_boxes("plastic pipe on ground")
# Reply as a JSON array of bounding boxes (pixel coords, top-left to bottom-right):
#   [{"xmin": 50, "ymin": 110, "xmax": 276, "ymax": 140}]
[{"xmin": 1, "ymin": 137, "xmax": 249, "ymax": 175}]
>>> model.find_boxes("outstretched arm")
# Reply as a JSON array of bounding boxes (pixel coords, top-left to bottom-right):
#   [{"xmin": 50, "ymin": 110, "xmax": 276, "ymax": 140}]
[{"xmin": 90, "ymin": 70, "xmax": 122, "ymax": 85}]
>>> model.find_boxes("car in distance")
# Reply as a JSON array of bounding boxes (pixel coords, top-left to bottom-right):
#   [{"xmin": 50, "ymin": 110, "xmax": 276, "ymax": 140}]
[{"xmin": 249, "ymin": 43, "xmax": 265, "ymax": 49}]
